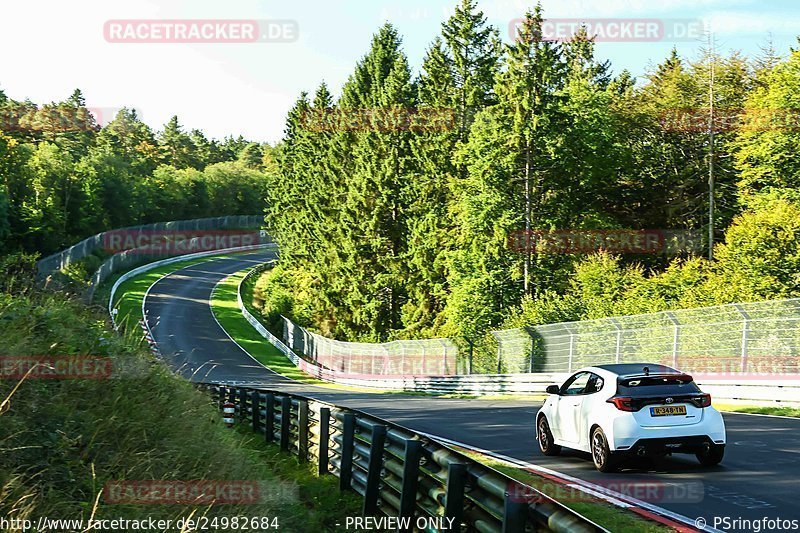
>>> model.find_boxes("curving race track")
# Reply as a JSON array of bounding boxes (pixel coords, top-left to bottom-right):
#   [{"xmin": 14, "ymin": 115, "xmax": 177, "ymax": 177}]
[{"xmin": 143, "ymin": 252, "xmax": 800, "ymax": 531}]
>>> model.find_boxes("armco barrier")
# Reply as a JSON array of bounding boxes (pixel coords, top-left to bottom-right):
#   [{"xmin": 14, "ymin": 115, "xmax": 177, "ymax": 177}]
[
  {"xmin": 37, "ymin": 215, "xmax": 263, "ymax": 277},
  {"xmin": 236, "ymin": 266, "xmax": 800, "ymax": 404},
  {"xmin": 200, "ymin": 383, "xmax": 606, "ymax": 533}
]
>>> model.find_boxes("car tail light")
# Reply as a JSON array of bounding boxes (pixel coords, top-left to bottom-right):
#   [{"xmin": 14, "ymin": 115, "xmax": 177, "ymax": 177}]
[
  {"xmin": 692, "ymin": 393, "xmax": 711, "ymax": 408},
  {"xmin": 607, "ymin": 396, "xmax": 636, "ymax": 412}
]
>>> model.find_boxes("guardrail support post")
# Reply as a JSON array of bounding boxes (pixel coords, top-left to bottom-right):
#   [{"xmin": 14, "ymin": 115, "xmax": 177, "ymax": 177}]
[
  {"xmin": 298, "ymin": 400, "xmax": 309, "ymax": 463},
  {"xmin": 215, "ymin": 386, "xmax": 224, "ymax": 410},
  {"xmin": 318, "ymin": 407, "xmax": 330, "ymax": 476},
  {"xmin": 238, "ymin": 387, "xmax": 249, "ymax": 422},
  {"xmin": 280, "ymin": 396, "xmax": 291, "ymax": 451},
  {"xmin": 399, "ymin": 439, "xmax": 422, "ymax": 530},
  {"xmin": 251, "ymin": 391, "xmax": 261, "ymax": 434},
  {"xmin": 363, "ymin": 424, "xmax": 387, "ymax": 515},
  {"xmin": 339, "ymin": 413, "xmax": 356, "ymax": 491},
  {"xmin": 265, "ymin": 393, "xmax": 275, "ymax": 443},
  {"xmin": 444, "ymin": 463, "xmax": 467, "ymax": 533},
  {"xmin": 502, "ymin": 492, "xmax": 527, "ymax": 533}
]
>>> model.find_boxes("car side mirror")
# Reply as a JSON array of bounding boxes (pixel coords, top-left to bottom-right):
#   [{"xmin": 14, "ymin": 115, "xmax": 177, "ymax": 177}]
[{"xmin": 546, "ymin": 385, "xmax": 560, "ymax": 395}]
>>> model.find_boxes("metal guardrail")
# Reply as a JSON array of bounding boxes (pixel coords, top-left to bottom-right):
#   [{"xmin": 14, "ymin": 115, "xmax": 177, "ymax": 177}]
[
  {"xmin": 199, "ymin": 383, "xmax": 606, "ymax": 533},
  {"xmin": 38, "ymin": 214, "xmax": 267, "ymax": 301},
  {"xmin": 37, "ymin": 214, "xmax": 264, "ymax": 277},
  {"xmin": 282, "ymin": 316, "xmax": 459, "ymax": 376}
]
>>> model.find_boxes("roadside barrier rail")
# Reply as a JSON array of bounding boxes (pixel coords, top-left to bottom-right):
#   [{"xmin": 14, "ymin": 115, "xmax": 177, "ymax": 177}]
[
  {"xmin": 198, "ymin": 383, "xmax": 606, "ymax": 533},
  {"xmin": 37, "ymin": 215, "xmax": 263, "ymax": 277}
]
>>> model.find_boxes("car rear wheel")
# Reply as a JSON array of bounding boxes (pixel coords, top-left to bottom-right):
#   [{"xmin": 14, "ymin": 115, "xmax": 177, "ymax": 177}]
[
  {"xmin": 591, "ymin": 427, "xmax": 618, "ymax": 473},
  {"xmin": 696, "ymin": 444, "xmax": 725, "ymax": 466},
  {"xmin": 537, "ymin": 416, "xmax": 561, "ymax": 456}
]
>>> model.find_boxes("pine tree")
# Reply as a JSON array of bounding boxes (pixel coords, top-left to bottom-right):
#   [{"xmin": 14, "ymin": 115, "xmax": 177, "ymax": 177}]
[
  {"xmin": 494, "ymin": 6, "xmax": 565, "ymax": 295},
  {"xmin": 440, "ymin": 0, "xmax": 501, "ymax": 139},
  {"xmin": 335, "ymin": 24, "xmax": 416, "ymax": 338},
  {"xmin": 158, "ymin": 116, "xmax": 198, "ymax": 169}
]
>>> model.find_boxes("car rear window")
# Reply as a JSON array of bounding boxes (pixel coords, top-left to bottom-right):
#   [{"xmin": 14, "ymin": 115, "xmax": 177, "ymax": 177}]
[{"xmin": 617, "ymin": 375, "xmax": 700, "ymax": 396}]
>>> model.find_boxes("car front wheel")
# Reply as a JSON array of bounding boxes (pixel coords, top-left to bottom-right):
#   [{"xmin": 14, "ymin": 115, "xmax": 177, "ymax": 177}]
[
  {"xmin": 696, "ymin": 444, "xmax": 725, "ymax": 466},
  {"xmin": 591, "ymin": 427, "xmax": 618, "ymax": 473},
  {"xmin": 537, "ymin": 416, "xmax": 561, "ymax": 456}
]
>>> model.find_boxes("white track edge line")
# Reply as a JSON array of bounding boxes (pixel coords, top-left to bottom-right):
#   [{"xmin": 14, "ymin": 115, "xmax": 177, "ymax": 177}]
[{"xmin": 208, "ymin": 268, "xmax": 283, "ymax": 379}]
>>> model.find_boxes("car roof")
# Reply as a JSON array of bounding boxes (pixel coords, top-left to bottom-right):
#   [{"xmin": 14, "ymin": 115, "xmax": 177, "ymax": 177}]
[{"xmin": 591, "ymin": 363, "xmax": 680, "ymax": 377}]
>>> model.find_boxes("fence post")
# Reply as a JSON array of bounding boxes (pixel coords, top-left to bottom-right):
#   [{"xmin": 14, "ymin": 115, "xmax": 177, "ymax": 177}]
[
  {"xmin": 523, "ymin": 326, "xmax": 538, "ymax": 373},
  {"xmin": 298, "ymin": 400, "xmax": 309, "ymax": 463},
  {"xmin": 280, "ymin": 396, "xmax": 291, "ymax": 451},
  {"xmin": 734, "ymin": 304, "xmax": 751, "ymax": 372},
  {"xmin": 611, "ymin": 319, "xmax": 622, "ymax": 364},
  {"xmin": 362, "ymin": 424, "xmax": 387, "ymax": 515},
  {"xmin": 465, "ymin": 338, "xmax": 474, "ymax": 375},
  {"xmin": 399, "ymin": 440, "xmax": 422, "ymax": 530},
  {"xmin": 265, "ymin": 393, "xmax": 275, "ymax": 443},
  {"xmin": 502, "ymin": 491, "xmax": 527, "ymax": 533},
  {"xmin": 339, "ymin": 414, "xmax": 356, "ymax": 491},
  {"xmin": 318, "ymin": 407, "xmax": 330, "ymax": 476},
  {"xmin": 251, "ymin": 391, "xmax": 261, "ymax": 434},
  {"xmin": 497, "ymin": 346, "xmax": 503, "ymax": 374},
  {"xmin": 444, "ymin": 463, "xmax": 467, "ymax": 533},
  {"xmin": 666, "ymin": 312, "xmax": 680, "ymax": 368}
]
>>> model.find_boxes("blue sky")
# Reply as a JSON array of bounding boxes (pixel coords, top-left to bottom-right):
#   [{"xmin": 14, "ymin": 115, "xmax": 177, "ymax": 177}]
[{"xmin": 1, "ymin": 0, "xmax": 799, "ymax": 143}]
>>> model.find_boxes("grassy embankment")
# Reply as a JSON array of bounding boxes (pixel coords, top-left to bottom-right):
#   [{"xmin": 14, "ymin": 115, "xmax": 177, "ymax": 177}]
[{"xmin": 0, "ymin": 258, "xmax": 360, "ymax": 531}]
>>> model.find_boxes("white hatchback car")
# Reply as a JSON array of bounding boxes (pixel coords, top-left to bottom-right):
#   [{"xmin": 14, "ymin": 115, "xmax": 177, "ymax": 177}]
[{"xmin": 536, "ymin": 363, "xmax": 726, "ymax": 472}]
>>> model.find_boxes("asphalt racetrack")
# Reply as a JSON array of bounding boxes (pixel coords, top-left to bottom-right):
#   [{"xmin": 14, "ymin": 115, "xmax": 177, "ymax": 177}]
[{"xmin": 143, "ymin": 252, "xmax": 800, "ymax": 531}]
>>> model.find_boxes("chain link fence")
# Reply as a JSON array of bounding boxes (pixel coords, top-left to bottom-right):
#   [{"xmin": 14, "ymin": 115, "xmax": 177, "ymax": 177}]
[
  {"xmin": 37, "ymin": 215, "xmax": 264, "ymax": 278},
  {"xmin": 281, "ymin": 316, "xmax": 458, "ymax": 376},
  {"xmin": 37, "ymin": 215, "xmax": 267, "ymax": 301},
  {"xmin": 491, "ymin": 299, "xmax": 800, "ymax": 375}
]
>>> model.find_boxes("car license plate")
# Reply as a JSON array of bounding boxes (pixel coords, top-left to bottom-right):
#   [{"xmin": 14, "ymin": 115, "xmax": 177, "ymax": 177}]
[{"xmin": 650, "ymin": 405, "xmax": 687, "ymax": 417}]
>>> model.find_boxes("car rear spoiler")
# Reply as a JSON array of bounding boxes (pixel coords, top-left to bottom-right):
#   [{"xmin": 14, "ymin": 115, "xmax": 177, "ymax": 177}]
[{"xmin": 619, "ymin": 372, "xmax": 694, "ymax": 383}]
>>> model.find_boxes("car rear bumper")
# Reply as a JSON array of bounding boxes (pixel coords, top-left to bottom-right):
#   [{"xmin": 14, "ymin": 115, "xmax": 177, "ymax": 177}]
[
  {"xmin": 610, "ymin": 409, "xmax": 726, "ymax": 451},
  {"xmin": 621, "ymin": 435, "xmax": 723, "ymax": 455}
]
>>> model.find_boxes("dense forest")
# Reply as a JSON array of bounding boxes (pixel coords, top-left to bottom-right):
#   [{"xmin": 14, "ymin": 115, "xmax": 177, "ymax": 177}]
[
  {"xmin": 3, "ymin": 1, "xmax": 800, "ymax": 348},
  {"xmin": 0, "ymin": 89, "xmax": 275, "ymax": 257},
  {"xmin": 259, "ymin": 1, "xmax": 800, "ymax": 344}
]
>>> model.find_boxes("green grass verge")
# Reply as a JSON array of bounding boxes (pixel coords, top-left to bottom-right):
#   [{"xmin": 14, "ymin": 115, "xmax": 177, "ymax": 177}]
[
  {"xmin": 715, "ymin": 403, "xmax": 800, "ymax": 418},
  {"xmin": 455, "ymin": 448, "xmax": 672, "ymax": 533},
  {"xmin": 210, "ymin": 268, "xmax": 319, "ymax": 383}
]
